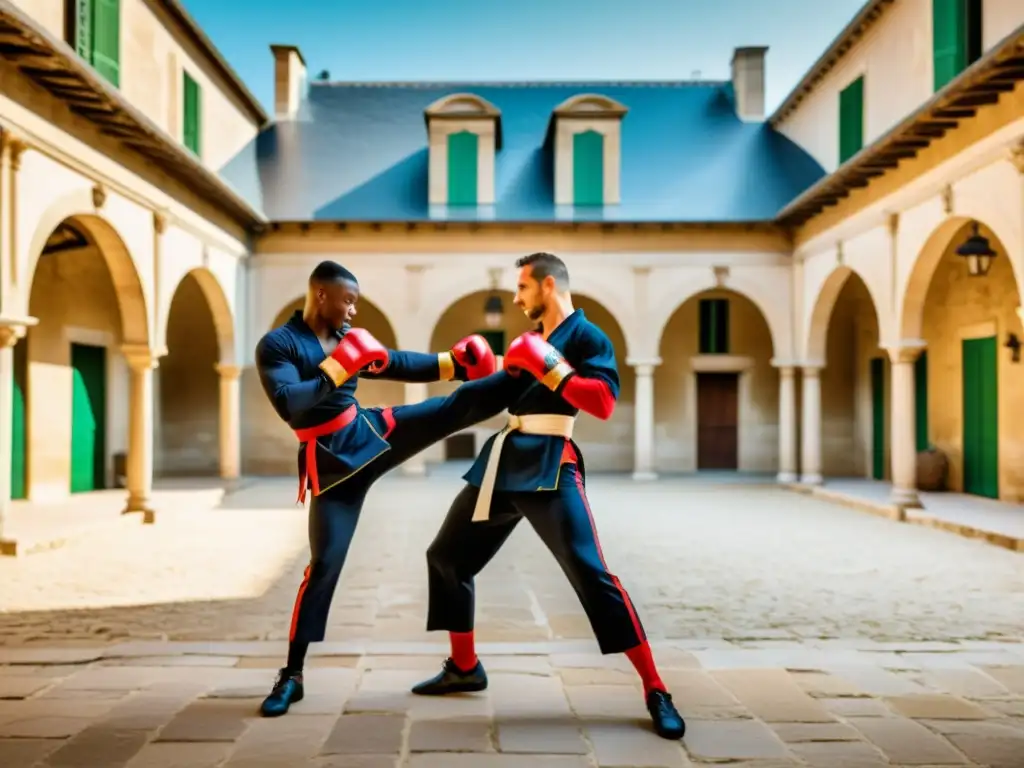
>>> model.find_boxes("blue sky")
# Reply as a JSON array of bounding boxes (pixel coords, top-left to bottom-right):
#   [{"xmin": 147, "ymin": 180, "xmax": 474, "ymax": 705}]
[{"xmin": 181, "ymin": 0, "xmax": 867, "ymax": 116}]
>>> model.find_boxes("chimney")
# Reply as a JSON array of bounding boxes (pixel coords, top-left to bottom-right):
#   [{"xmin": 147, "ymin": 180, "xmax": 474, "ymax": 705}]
[
  {"xmin": 270, "ymin": 44, "xmax": 307, "ymax": 120},
  {"xmin": 730, "ymin": 46, "xmax": 768, "ymax": 122}
]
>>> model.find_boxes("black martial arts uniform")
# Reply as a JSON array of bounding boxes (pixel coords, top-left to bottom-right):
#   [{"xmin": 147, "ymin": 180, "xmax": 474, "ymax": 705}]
[
  {"xmin": 255, "ymin": 311, "xmax": 516, "ymax": 645},
  {"xmin": 422, "ymin": 308, "xmax": 648, "ymax": 655}
]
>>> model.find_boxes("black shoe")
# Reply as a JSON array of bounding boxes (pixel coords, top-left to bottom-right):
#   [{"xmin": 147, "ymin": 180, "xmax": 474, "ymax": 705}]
[
  {"xmin": 646, "ymin": 689, "xmax": 686, "ymax": 740},
  {"xmin": 259, "ymin": 668, "xmax": 304, "ymax": 717},
  {"xmin": 411, "ymin": 658, "xmax": 488, "ymax": 695}
]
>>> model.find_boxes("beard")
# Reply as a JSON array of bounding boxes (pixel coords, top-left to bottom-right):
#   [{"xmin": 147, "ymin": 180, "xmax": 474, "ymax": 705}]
[{"xmin": 526, "ymin": 304, "xmax": 544, "ymax": 321}]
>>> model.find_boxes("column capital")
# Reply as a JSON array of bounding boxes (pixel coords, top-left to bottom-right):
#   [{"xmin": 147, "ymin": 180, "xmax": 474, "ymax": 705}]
[
  {"xmin": 1, "ymin": 131, "xmax": 28, "ymax": 171},
  {"xmin": 121, "ymin": 344, "xmax": 161, "ymax": 371},
  {"xmin": 885, "ymin": 340, "xmax": 926, "ymax": 364},
  {"xmin": 770, "ymin": 358, "xmax": 800, "ymax": 373},
  {"xmin": 215, "ymin": 363, "xmax": 242, "ymax": 380},
  {"xmin": 626, "ymin": 356, "xmax": 661, "ymax": 370},
  {"xmin": 153, "ymin": 209, "xmax": 169, "ymax": 234},
  {"xmin": 800, "ymin": 360, "xmax": 825, "ymax": 375},
  {"xmin": 0, "ymin": 315, "xmax": 37, "ymax": 347}
]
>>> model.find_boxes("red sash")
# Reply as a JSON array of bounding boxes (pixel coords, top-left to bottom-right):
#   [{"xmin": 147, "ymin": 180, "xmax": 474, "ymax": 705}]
[{"xmin": 294, "ymin": 406, "xmax": 358, "ymax": 503}]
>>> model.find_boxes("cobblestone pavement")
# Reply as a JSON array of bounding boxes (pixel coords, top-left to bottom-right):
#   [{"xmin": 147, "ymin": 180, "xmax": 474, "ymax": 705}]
[
  {"xmin": 0, "ymin": 470, "xmax": 1021, "ymax": 645},
  {"xmin": 0, "ymin": 470, "xmax": 1022, "ymax": 766}
]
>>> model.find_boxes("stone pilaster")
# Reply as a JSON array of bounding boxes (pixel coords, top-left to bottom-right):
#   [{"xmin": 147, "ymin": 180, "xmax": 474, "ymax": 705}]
[
  {"xmin": 627, "ymin": 357, "xmax": 659, "ymax": 480},
  {"xmin": 887, "ymin": 342, "xmax": 926, "ymax": 511},
  {"xmin": 799, "ymin": 364, "xmax": 823, "ymax": 485},
  {"xmin": 122, "ymin": 345, "xmax": 159, "ymax": 523},
  {"xmin": 216, "ymin": 364, "xmax": 242, "ymax": 480},
  {"xmin": 773, "ymin": 361, "xmax": 798, "ymax": 483}
]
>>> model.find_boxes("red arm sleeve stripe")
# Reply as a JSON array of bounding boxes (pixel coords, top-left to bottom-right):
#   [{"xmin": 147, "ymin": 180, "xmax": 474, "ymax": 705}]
[{"xmin": 561, "ymin": 375, "xmax": 616, "ymax": 420}]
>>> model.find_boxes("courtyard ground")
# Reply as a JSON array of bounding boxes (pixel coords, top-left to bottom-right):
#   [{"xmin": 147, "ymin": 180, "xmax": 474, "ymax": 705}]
[{"xmin": 0, "ymin": 468, "xmax": 1021, "ymax": 766}]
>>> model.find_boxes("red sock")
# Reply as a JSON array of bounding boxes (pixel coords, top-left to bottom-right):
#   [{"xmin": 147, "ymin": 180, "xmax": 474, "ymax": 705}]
[
  {"xmin": 625, "ymin": 642, "xmax": 666, "ymax": 696},
  {"xmin": 449, "ymin": 631, "xmax": 477, "ymax": 671}
]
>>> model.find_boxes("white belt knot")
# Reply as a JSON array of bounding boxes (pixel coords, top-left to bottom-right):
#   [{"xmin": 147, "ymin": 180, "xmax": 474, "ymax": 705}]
[{"xmin": 472, "ymin": 413, "xmax": 575, "ymax": 522}]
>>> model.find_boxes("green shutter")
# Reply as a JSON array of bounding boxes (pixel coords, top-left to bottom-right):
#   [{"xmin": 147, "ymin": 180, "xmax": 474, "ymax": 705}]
[
  {"xmin": 447, "ymin": 131, "xmax": 478, "ymax": 206},
  {"xmin": 183, "ymin": 72, "xmax": 202, "ymax": 155},
  {"xmin": 10, "ymin": 341, "xmax": 27, "ymax": 501},
  {"xmin": 962, "ymin": 336, "xmax": 999, "ymax": 498},
  {"xmin": 476, "ymin": 330, "xmax": 506, "ymax": 356},
  {"xmin": 90, "ymin": 0, "xmax": 120, "ymax": 87},
  {"xmin": 870, "ymin": 357, "xmax": 885, "ymax": 480},
  {"xmin": 699, "ymin": 299, "xmax": 730, "ymax": 355},
  {"xmin": 933, "ymin": 0, "xmax": 967, "ymax": 91},
  {"xmin": 914, "ymin": 352, "xmax": 929, "ymax": 451},
  {"xmin": 838, "ymin": 76, "xmax": 864, "ymax": 164},
  {"xmin": 573, "ymin": 130, "xmax": 604, "ymax": 206},
  {"xmin": 75, "ymin": 0, "xmax": 93, "ymax": 59}
]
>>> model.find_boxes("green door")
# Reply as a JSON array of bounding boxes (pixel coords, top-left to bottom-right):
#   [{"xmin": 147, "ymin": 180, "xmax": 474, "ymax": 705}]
[
  {"xmin": 11, "ymin": 341, "xmax": 27, "ymax": 500},
  {"xmin": 870, "ymin": 357, "xmax": 886, "ymax": 480},
  {"xmin": 70, "ymin": 343, "xmax": 107, "ymax": 493},
  {"xmin": 962, "ymin": 336, "xmax": 998, "ymax": 498}
]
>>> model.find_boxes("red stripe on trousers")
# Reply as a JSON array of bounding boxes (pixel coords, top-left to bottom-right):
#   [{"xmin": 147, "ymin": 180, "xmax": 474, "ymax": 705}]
[
  {"xmin": 289, "ymin": 565, "xmax": 312, "ymax": 641},
  {"xmin": 381, "ymin": 407, "xmax": 396, "ymax": 439},
  {"xmin": 571, "ymin": 466, "xmax": 646, "ymax": 644}
]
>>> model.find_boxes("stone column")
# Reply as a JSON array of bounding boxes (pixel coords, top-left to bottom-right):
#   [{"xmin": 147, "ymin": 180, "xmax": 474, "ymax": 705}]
[
  {"xmin": 888, "ymin": 344, "xmax": 924, "ymax": 509},
  {"xmin": 799, "ymin": 364, "xmax": 823, "ymax": 485},
  {"xmin": 122, "ymin": 345, "xmax": 158, "ymax": 523},
  {"xmin": 401, "ymin": 381, "xmax": 429, "ymax": 476},
  {"xmin": 216, "ymin": 364, "xmax": 242, "ymax": 480},
  {"xmin": 628, "ymin": 357, "xmax": 659, "ymax": 480},
  {"xmin": 0, "ymin": 318, "xmax": 35, "ymax": 549},
  {"xmin": 774, "ymin": 363, "xmax": 798, "ymax": 483}
]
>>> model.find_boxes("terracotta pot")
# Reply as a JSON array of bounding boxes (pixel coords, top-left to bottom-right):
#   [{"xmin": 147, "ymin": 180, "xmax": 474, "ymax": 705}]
[{"xmin": 916, "ymin": 448, "xmax": 948, "ymax": 491}]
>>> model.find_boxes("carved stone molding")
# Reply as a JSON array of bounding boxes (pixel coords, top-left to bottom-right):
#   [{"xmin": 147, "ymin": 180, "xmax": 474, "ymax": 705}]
[
  {"xmin": 92, "ymin": 184, "xmax": 107, "ymax": 210},
  {"xmin": 1009, "ymin": 141, "xmax": 1024, "ymax": 174},
  {"xmin": 712, "ymin": 265, "xmax": 730, "ymax": 287},
  {"xmin": 941, "ymin": 184, "xmax": 953, "ymax": 214},
  {"xmin": 887, "ymin": 212, "xmax": 899, "ymax": 237},
  {"xmin": 153, "ymin": 210, "xmax": 168, "ymax": 234}
]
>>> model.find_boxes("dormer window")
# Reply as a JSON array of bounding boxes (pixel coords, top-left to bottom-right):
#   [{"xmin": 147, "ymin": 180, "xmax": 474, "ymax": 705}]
[
  {"xmin": 550, "ymin": 94, "xmax": 628, "ymax": 207},
  {"xmin": 424, "ymin": 94, "xmax": 502, "ymax": 207}
]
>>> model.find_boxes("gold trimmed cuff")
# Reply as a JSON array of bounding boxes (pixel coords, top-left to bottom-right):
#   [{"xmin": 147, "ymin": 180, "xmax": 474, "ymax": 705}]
[
  {"xmin": 319, "ymin": 356, "xmax": 352, "ymax": 386},
  {"xmin": 438, "ymin": 351, "xmax": 456, "ymax": 381},
  {"xmin": 541, "ymin": 360, "xmax": 575, "ymax": 391}
]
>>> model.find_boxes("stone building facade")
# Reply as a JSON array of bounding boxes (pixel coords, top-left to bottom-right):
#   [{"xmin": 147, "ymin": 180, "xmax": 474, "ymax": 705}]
[{"xmin": 0, "ymin": 0, "xmax": 1022, "ymax": 535}]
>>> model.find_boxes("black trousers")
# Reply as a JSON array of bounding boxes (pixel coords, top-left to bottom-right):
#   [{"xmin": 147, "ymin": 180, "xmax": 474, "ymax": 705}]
[
  {"xmin": 424, "ymin": 463, "xmax": 648, "ymax": 655},
  {"xmin": 288, "ymin": 380, "xmax": 505, "ymax": 644}
]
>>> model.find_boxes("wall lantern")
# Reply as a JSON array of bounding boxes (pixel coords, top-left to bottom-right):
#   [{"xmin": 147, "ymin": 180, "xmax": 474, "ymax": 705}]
[
  {"xmin": 956, "ymin": 221, "xmax": 996, "ymax": 277},
  {"xmin": 1005, "ymin": 333, "xmax": 1021, "ymax": 363},
  {"xmin": 483, "ymin": 293, "xmax": 504, "ymax": 329}
]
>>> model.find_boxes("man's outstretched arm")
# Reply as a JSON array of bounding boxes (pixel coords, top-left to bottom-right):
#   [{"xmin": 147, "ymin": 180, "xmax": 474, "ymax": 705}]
[{"xmin": 361, "ymin": 334, "xmax": 498, "ymax": 383}]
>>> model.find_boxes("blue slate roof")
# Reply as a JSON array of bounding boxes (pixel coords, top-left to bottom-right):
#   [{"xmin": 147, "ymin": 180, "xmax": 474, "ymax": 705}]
[{"xmin": 218, "ymin": 81, "xmax": 826, "ymax": 222}]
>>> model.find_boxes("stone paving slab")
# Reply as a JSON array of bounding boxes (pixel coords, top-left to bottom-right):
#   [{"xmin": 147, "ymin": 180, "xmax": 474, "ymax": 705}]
[{"xmin": 0, "ymin": 643, "xmax": 1020, "ymax": 766}]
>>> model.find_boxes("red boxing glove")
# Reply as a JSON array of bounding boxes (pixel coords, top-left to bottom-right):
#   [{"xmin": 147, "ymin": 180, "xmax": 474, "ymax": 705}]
[
  {"xmin": 503, "ymin": 332, "xmax": 575, "ymax": 391},
  {"xmin": 319, "ymin": 327, "xmax": 389, "ymax": 386},
  {"xmin": 449, "ymin": 334, "xmax": 497, "ymax": 380}
]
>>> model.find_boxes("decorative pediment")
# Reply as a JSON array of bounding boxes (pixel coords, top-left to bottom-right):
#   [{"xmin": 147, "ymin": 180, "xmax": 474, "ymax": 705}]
[
  {"xmin": 424, "ymin": 93, "xmax": 501, "ymax": 207},
  {"xmin": 425, "ymin": 93, "xmax": 501, "ymax": 119},
  {"xmin": 552, "ymin": 94, "xmax": 629, "ymax": 120}
]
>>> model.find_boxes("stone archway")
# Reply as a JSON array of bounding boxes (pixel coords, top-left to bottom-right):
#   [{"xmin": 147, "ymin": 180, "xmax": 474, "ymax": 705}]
[
  {"xmin": 20, "ymin": 214, "xmax": 149, "ymax": 502},
  {"xmin": 156, "ymin": 269, "xmax": 236, "ymax": 478},
  {"xmin": 807, "ymin": 268, "xmax": 886, "ymax": 481},
  {"xmin": 902, "ymin": 218, "xmax": 1024, "ymax": 500},
  {"xmin": 654, "ymin": 288, "xmax": 777, "ymax": 474},
  {"xmin": 241, "ymin": 295, "xmax": 399, "ymax": 476}
]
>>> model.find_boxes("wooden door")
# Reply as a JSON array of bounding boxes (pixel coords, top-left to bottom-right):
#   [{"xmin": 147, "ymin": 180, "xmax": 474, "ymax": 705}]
[
  {"xmin": 11, "ymin": 340, "xmax": 27, "ymax": 500},
  {"xmin": 962, "ymin": 336, "xmax": 998, "ymax": 498},
  {"xmin": 697, "ymin": 373, "xmax": 738, "ymax": 470}
]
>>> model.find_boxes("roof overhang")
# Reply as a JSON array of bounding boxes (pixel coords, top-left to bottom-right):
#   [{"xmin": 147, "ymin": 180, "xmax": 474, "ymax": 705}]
[
  {"xmin": 0, "ymin": 0, "xmax": 265, "ymax": 229},
  {"xmin": 775, "ymin": 24, "xmax": 1024, "ymax": 229}
]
